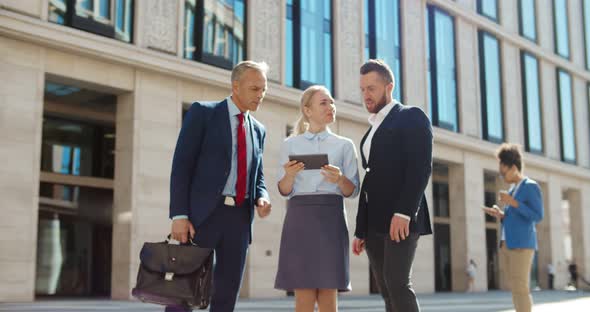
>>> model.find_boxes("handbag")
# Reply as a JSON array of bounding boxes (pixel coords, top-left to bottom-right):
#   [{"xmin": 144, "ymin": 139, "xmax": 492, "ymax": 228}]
[{"xmin": 132, "ymin": 235, "xmax": 213, "ymax": 309}]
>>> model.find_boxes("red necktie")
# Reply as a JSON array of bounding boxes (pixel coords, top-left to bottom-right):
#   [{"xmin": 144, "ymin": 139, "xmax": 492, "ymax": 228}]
[{"xmin": 235, "ymin": 113, "xmax": 247, "ymax": 206}]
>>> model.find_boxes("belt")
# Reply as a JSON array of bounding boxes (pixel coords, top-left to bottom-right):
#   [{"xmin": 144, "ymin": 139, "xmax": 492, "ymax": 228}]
[
  {"xmin": 223, "ymin": 196, "xmax": 236, "ymax": 206},
  {"xmin": 223, "ymin": 195, "xmax": 250, "ymax": 206}
]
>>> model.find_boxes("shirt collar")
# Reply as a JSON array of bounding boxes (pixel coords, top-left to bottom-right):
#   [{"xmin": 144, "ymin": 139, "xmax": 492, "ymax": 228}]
[
  {"xmin": 368, "ymin": 101, "xmax": 395, "ymax": 126},
  {"xmin": 510, "ymin": 177, "xmax": 527, "ymax": 193},
  {"xmin": 303, "ymin": 128, "xmax": 332, "ymax": 141},
  {"xmin": 227, "ymin": 96, "xmax": 249, "ymax": 119}
]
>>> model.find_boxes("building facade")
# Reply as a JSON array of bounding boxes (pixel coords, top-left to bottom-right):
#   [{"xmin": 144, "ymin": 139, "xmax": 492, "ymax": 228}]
[{"xmin": 1, "ymin": 0, "xmax": 589, "ymax": 301}]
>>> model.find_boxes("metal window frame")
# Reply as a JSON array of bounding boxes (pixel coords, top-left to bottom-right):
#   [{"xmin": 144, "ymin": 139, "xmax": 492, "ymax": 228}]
[
  {"xmin": 520, "ymin": 51, "xmax": 544, "ymax": 155},
  {"xmin": 477, "ymin": 0, "xmax": 499, "ymax": 23},
  {"xmin": 427, "ymin": 5, "xmax": 459, "ymax": 133},
  {"xmin": 289, "ymin": 0, "xmax": 334, "ymax": 95},
  {"xmin": 187, "ymin": 0, "xmax": 248, "ymax": 70},
  {"xmin": 56, "ymin": 0, "xmax": 133, "ymax": 43},
  {"xmin": 556, "ymin": 68, "xmax": 577, "ymax": 164},
  {"xmin": 517, "ymin": 0, "xmax": 538, "ymax": 43},
  {"xmin": 478, "ymin": 30, "xmax": 504, "ymax": 144},
  {"xmin": 365, "ymin": 0, "xmax": 404, "ymax": 103},
  {"xmin": 552, "ymin": 0, "xmax": 571, "ymax": 60}
]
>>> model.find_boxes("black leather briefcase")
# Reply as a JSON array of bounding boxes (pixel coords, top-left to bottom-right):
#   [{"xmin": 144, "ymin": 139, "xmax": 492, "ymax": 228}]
[{"xmin": 132, "ymin": 236, "xmax": 213, "ymax": 309}]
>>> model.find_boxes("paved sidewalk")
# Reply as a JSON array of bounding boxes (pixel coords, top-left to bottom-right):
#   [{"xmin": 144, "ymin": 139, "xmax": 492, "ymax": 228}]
[{"xmin": 1, "ymin": 290, "xmax": 588, "ymax": 312}]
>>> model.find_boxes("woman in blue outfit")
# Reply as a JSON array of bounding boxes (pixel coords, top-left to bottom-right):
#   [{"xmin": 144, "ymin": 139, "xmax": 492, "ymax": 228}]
[
  {"xmin": 274, "ymin": 85, "xmax": 360, "ymax": 312},
  {"xmin": 483, "ymin": 143, "xmax": 544, "ymax": 312}
]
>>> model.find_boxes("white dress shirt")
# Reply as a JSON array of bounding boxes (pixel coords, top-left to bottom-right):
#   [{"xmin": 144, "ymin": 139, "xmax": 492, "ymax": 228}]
[{"xmin": 362, "ymin": 101, "xmax": 410, "ymax": 221}]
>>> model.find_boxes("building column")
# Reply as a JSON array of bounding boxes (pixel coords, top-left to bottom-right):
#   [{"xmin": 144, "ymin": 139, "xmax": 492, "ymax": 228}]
[
  {"xmin": 333, "ymin": 0, "xmax": 363, "ymax": 103},
  {"xmin": 449, "ymin": 155, "xmax": 487, "ymax": 291},
  {"xmin": 502, "ymin": 42, "xmax": 524, "ymax": 145},
  {"xmin": 537, "ymin": 174, "xmax": 568, "ymax": 290},
  {"xmin": 400, "ymin": 0, "xmax": 428, "ymax": 111},
  {"xmin": 499, "ymin": 0, "xmax": 519, "ymax": 35},
  {"xmin": 573, "ymin": 77, "xmax": 590, "ymax": 168},
  {"xmin": 536, "ymin": 0, "xmax": 555, "ymax": 52},
  {"xmin": 413, "ymin": 179, "xmax": 435, "ymax": 293},
  {"xmin": 0, "ymin": 36, "xmax": 44, "ymax": 301},
  {"xmin": 112, "ymin": 71, "xmax": 181, "ymax": 299},
  {"xmin": 455, "ymin": 17, "xmax": 480, "ymax": 138},
  {"xmin": 567, "ymin": 186, "xmax": 590, "ymax": 290},
  {"xmin": 136, "ymin": 0, "xmax": 180, "ymax": 55},
  {"xmin": 248, "ymin": 0, "xmax": 283, "ymax": 83},
  {"xmin": 539, "ymin": 61, "xmax": 560, "ymax": 161},
  {"xmin": 579, "ymin": 184, "xmax": 590, "ymax": 290}
]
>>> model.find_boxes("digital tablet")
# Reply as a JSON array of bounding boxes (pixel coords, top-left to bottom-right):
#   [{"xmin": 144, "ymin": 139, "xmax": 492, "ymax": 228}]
[{"xmin": 288, "ymin": 154, "xmax": 329, "ymax": 170}]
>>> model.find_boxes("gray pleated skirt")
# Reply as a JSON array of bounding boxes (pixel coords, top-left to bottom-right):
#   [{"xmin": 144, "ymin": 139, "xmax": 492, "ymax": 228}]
[{"xmin": 274, "ymin": 194, "xmax": 351, "ymax": 292}]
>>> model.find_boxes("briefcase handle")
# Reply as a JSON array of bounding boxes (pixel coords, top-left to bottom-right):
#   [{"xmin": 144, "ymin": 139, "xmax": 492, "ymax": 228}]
[{"xmin": 166, "ymin": 234, "xmax": 197, "ymax": 246}]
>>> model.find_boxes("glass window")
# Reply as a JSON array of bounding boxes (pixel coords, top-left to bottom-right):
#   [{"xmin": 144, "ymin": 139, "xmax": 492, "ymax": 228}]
[
  {"xmin": 479, "ymin": 31, "xmax": 503, "ymax": 143},
  {"xmin": 426, "ymin": 5, "xmax": 459, "ymax": 132},
  {"xmin": 286, "ymin": 0, "xmax": 333, "ymax": 93},
  {"xmin": 556, "ymin": 69, "xmax": 576, "ymax": 163},
  {"xmin": 36, "ymin": 192, "xmax": 113, "ymax": 296},
  {"xmin": 184, "ymin": 1, "xmax": 196, "ymax": 59},
  {"xmin": 518, "ymin": 0, "xmax": 536, "ymax": 42},
  {"xmin": 184, "ymin": 0, "xmax": 245, "ymax": 70},
  {"xmin": 364, "ymin": 0, "xmax": 402, "ymax": 101},
  {"xmin": 98, "ymin": 0, "xmax": 110, "ymax": 20},
  {"xmin": 114, "ymin": 0, "xmax": 133, "ymax": 42},
  {"xmin": 477, "ymin": 0, "xmax": 498, "ymax": 22},
  {"xmin": 434, "ymin": 223, "xmax": 452, "ymax": 292},
  {"xmin": 521, "ymin": 52, "xmax": 543, "ymax": 154},
  {"xmin": 41, "ymin": 116, "xmax": 115, "ymax": 179},
  {"xmin": 553, "ymin": 0, "xmax": 570, "ymax": 59},
  {"xmin": 433, "ymin": 182, "xmax": 450, "ymax": 218},
  {"xmin": 49, "ymin": 0, "xmax": 67, "ymax": 24},
  {"xmin": 584, "ymin": 0, "xmax": 590, "ymax": 69},
  {"xmin": 48, "ymin": 0, "xmax": 133, "ymax": 43}
]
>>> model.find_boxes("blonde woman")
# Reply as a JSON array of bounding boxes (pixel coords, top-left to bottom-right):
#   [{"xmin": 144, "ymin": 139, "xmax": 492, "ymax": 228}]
[{"xmin": 274, "ymin": 86, "xmax": 360, "ymax": 312}]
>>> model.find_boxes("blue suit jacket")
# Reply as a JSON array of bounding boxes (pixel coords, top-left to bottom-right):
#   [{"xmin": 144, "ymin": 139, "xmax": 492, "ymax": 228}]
[
  {"xmin": 169, "ymin": 100, "xmax": 269, "ymax": 240},
  {"xmin": 502, "ymin": 177, "xmax": 544, "ymax": 250}
]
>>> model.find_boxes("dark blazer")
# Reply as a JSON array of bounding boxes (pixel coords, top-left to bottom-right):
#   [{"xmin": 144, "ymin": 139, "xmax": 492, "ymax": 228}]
[
  {"xmin": 169, "ymin": 100, "xmax": 269, "ymax": 239},
  {"xmin": 354, "ymin": 103, "xmax": 433, "ymax": 239}
]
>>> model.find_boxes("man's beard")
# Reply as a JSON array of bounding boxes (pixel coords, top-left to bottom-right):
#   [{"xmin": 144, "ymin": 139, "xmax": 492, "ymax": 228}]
[{"xmin": 372, "ymin": 91, "xmax": 389, "ymax": 113}]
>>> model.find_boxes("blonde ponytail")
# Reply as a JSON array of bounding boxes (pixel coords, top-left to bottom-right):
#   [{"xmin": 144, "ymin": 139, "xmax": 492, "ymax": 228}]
[
  {"xmin": 290, "ymin": 85, "xmax": 331, "ymax": 137},
  {"xmin": 292, "ymin": 115, "xmax": 309, "ymax": 136}
]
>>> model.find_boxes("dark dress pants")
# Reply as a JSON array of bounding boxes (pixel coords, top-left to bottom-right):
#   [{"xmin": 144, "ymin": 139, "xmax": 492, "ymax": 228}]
[
  {"xmin": 166, "ymin": 201, "xmax": 250, "ymax": 312},
  {"xmin": 366, "ymin": 233, "xmax": 420, "ymax": 312}
]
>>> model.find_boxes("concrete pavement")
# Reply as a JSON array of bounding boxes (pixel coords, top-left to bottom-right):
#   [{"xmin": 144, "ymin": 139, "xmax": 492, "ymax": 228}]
[{"xmin": 1, "ymin": 290, "xmax": 588, "ymax": 312}]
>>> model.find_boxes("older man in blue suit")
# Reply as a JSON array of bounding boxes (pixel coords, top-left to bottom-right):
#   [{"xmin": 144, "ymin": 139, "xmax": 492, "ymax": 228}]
[{"xmin": 168, "ymin": 60, "xmax": 272, "ymax": 312}]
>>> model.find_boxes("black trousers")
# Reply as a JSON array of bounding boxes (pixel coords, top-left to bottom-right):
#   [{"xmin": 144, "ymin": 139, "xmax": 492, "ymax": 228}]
[{"xmin": 366, "ymin": 233, "xmax": 420, "ymax": 312}]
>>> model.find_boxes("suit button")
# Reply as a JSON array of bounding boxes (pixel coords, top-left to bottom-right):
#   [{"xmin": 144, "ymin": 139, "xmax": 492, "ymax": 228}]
[{"xmin": 366, "ymin": 167, "xmax": 371, "ymax": 172}]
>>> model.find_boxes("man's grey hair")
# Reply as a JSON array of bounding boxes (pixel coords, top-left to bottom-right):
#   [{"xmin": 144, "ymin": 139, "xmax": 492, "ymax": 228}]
[{"xmin": 231, "ymin": 60, "xmax": 269, "ymax": 82}]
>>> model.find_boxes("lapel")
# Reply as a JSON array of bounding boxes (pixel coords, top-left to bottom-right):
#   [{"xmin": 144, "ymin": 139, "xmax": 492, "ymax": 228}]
[
  {"xmin": 509, "ymin": 178, "xmax": 527, "ymax": 207},
  {"xmin": 217, "ymin": 100, "xmax": 232, "ymax": 161},
  {"xmin": 247, "ymin": 114, "xmax": 260, "ymax": 188},
  {"xmin": 360, "ymin": 128, "xmax": 371, "ymax": 169},
  {"xmin": 366, "ymin": 103, "xmax": 403, "ymax": 166}
]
